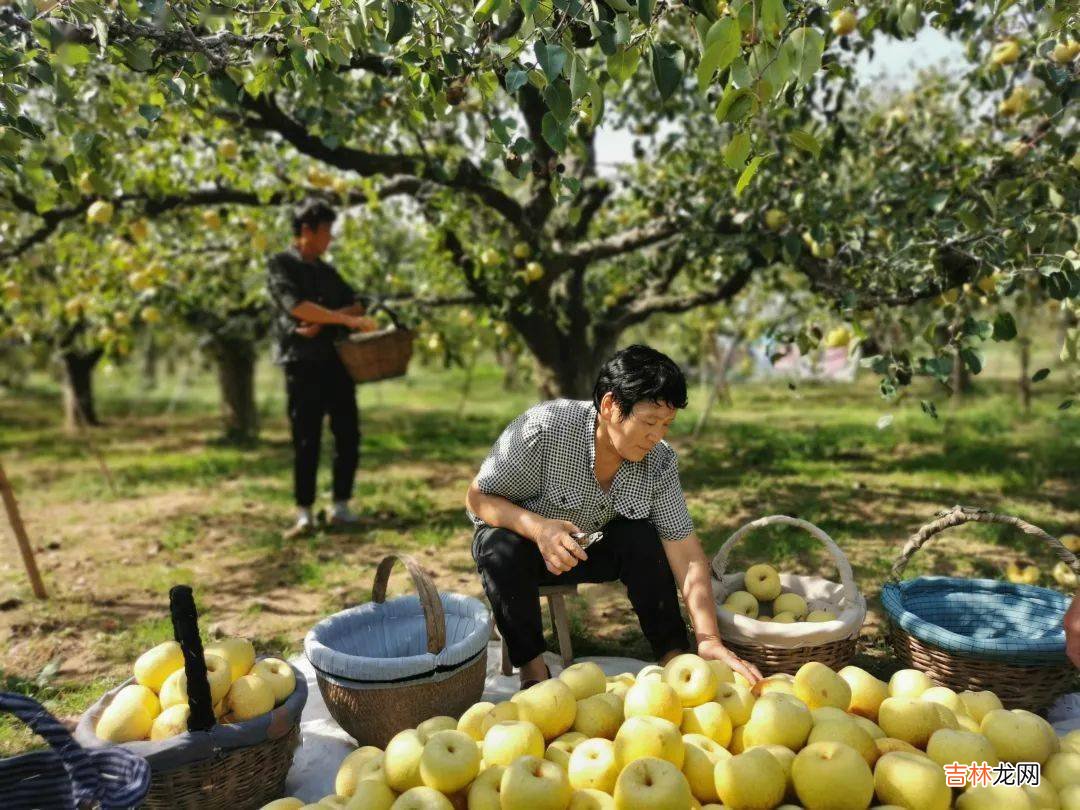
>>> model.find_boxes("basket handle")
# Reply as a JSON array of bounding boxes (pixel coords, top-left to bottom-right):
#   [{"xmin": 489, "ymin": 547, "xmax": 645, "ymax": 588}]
[
  {"xmin": 169, "ymin": 585, "xmax": 216, "ymax": 733},
  {"xmin": 711, "ymin": 514, "xmax": 860, "ymax": 608},
  {"xmin": 0, "ymin": 692, "xmax": 101, "ymax": 803},
  {"xmin": 888, "ymin": 505, "xmax": 1080, "ymax": 583},
  {"xmin": 367, "ymin": 300, "xmax": 407, "ymax": 331},
  {"xmin": 371, "ymin": 554, "xmax": 447, "ymax": 655}
]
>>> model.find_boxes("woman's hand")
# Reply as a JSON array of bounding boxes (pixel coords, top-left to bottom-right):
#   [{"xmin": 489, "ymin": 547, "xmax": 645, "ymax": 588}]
[
  {"xmin": 295, "ymin": 321, "xmax": 322, "ymax": 338},
  {"xmin": 697, "ymin": 637, "xmax": 763, "ymax": 685},
  {"xmin": 1065, "ymin": 591, "xmax": 1080, "ymax": 668},
  {"xmin": 535, "ymin": 519, "xmax": 588, "ymax": 575}
]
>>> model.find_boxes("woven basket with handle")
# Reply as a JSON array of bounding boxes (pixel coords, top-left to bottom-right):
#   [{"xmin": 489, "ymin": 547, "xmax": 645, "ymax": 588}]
[
  {"xmin": 711, "ymin": 514, "xmax": 865, "ymax": 676},
  {"xmin": 308, "ymin": 554, "xmax": 489, "ymax": 747},
  {"xmin": 336, "ymin": 302, "xmax": 413, "ymax": 384},
  {"xmin": 883, "ymin": 505, "xmax": 1080, "ymax": 710}
]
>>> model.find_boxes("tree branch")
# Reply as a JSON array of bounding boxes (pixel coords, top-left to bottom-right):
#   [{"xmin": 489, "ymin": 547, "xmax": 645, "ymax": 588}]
[
  {"xmin": 564, "ymin": 219, "xmax": 681, "ymax": 266},
  {"xmin": 612, "ymin": 264, "xmax": 756, "ymax": 331}
]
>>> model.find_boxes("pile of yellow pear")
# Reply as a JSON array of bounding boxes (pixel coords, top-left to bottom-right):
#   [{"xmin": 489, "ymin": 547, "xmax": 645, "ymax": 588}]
[
  {"xmin": 95, "ymin": 637, "xmax": 296, "ymax": 743},
  {"xmin": 723, "ymin": 564, "xmax": 838, "ymax": 624},
  {"xmin": 258, "ymin": 653, "xmax": 1075, "ymax": 809}
]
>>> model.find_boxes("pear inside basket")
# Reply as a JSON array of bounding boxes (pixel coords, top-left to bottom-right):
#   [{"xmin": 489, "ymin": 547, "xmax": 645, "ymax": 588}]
[{"xmin": 711, "ymin": 515, "xmax": 866, "ymax": 649}]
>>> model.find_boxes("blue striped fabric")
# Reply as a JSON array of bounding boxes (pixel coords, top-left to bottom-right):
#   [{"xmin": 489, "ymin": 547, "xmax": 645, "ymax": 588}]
[
  {"xmin": 0, "ymin": 693, "xmax": 150, "ymax": 809},
  {"xmin": 881, "ymin": 576, "xmax": 1070, "ymax": 664}
]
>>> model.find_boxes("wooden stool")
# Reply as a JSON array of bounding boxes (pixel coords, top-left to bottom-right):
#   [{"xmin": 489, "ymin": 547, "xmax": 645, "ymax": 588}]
[{"xmin": 500, "ymin": 584, "xmax": 577, "ymax": 675}]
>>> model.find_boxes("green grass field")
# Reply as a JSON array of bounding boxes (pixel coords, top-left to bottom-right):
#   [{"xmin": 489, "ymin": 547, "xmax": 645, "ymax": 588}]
[{"xmin": 0, "ymin": 350, "xmax": 1077, "ymax": 754}]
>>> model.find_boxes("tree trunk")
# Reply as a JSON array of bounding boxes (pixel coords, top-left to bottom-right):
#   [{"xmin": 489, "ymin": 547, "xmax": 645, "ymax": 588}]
[
  {"xmin": 60, "ymin": 349, "xmax": 102, "ymax": 429},
  {"xmin": 1018, "ymin": 336, "xmax": 1032, "ymax": 413},
  {"xmin": 950, "ymin": 353, "xmax": 971, "ymax": 398},
  {"xmin": 142, "ymin": 334, "xmax": 159, "ymax": 390},
  {"xmin": 534, "ymin": 343, "xmax": 611, "ymax": 399},
  {"xmin": 207, "ymin": 336, "xmax": 258, "ymax": 442}
]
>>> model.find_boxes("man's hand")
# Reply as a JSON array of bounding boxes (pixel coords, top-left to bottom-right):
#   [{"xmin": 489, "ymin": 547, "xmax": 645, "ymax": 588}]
[
  {"xmin": 1065, "ymin": 591, "xmax": 1080, "ymax": 669},
  {"xmin": 295, "ymin": 321, "xmax": 322, "ymax": 338},
  {"xmin": 535, "ymin": 519, "xmax": 588, "ymax": 575},
  {"xmin": 697, "ymin": 637, "xmax": 763, "ymax": 685},
  {"xmin": 344, "ymin": 315, "xmax": 379, "ymax": 332}
]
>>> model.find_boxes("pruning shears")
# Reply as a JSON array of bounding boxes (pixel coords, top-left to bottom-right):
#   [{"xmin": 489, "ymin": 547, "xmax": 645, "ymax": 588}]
[{"xmin": 571, "ymin": 531, "xmax": 604, "ymax": 549}]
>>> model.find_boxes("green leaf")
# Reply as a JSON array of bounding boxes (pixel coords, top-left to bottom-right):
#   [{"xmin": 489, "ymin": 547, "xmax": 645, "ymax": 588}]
[
  {"xmin": 637, "ymin": 0, "xmax": 652, "ymax": 24},
  {"xmin": 505, "ymin": 67, "xmax": 529, "ymax": 94},
  {"xmin": 992, "ymin": 312, "xmax": 1017, "ymax": 341},
  {"xmin": 715, "ymin": 84, "xmax": 753, "ymax": 123},
  {"xmin": 138, "ymin": 104, "xmax": 162, "ymax": 123},
  {"xmin": 921, "ymin": 400, "xmax": 939, "ymax": 420},
  {"xmin": 1060, "ymin": 399, "xmax": 1074, "ymax": 411},
  {"xmin": 785, "ymin": 27, "xmax": 824, "ymax": 86},
  {"xmin": 723, "ymin": 131, "xmax": 751, "ymax": 170},
  {"xmin": 535, "ymin": 42, "xmax": 567, "ymax": 81},
  {"xmin": 650, "ymin": 43, "xmax": 683, "ymax": 101},
  {"xmin": 735, "ymin": 153, "xmax": 770, "ymax": 197},
  {"xmin": 385, "ymin": 0, "xmax": 412, "ymax": 44},
  {"xmin": 759, "ymin": 0, "xmax": 787, "ymax": 41},
  {"xmin": 607, "ymin": 46, "xmax": 641, "ymax": 86},
  {"xmin": 614, "ymin": 14, "xmax": 631, "ymax": 46},
  {"xmin": 1032, "ymin": 368, "xmax": 1050, "ymax": 383},
  {"xmin": 543, "ymin": 79, "xmax": 572, "ymax": 121},
  {"xmin": 927, "ymin": 191, "xmax": 950, "ymax": 212},
  {"xmin": 959, "ymin": 348, "xmax": 982, "ymax": 375},
  {"xmin": 788, "ymin": 128, "xmax": 820, "ymax": 157},
  {"xmin": 541, "ymin": 112, "xmax": 566, "ymax": 152},
  {"xmin": 696, "ymin": 18, "xmax": 740, "ymax": 94},
  {"xmin": 570, "ymin": 56, "xmax": 588, "ymax": 100},
  {"xmin": 521, "ymin": 0, "xmax": 539, "ymax": 13},
  {"xmin": 55, "ymin": 43, "xmax": 92, "ymax": 67}
]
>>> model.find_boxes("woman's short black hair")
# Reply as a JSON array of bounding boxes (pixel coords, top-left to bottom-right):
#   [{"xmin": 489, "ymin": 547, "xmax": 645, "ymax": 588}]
[
  {"xmin": 592, "ymin": 344, "xmax": 688, "ymax": 417},
  {"xmin": 291, "ymin": 198, "xmax": 336, "ymax": 236}
]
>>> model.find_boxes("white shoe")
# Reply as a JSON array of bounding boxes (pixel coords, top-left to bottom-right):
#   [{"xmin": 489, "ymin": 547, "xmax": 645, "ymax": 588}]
[
  {"xmin": 283, "ymin": 510, "xmax": 315, "ymax": 539},
  {"xmin": 329, "ymin": 502, "xmax": 360, "ymax": 526}
]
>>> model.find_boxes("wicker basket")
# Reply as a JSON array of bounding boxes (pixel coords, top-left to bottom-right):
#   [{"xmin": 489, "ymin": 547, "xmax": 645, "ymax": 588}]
[
  {"xmin": 75, "ymin": 586, "xmax": 305, "ymax": 810},
  {"xmin": 711, "ymin": 515, "xmax": 866, "ymax": 676},
  {"xmin": 336, "ymin": 303, "xmax": 413, "ymax": 384},
  {"xmin": 306, "ymin": 554, "xmax": 491, "ymax": 747},
  {"xmin": 883, "ymin": 505, "xmax": 1080, "ymax": 710}
]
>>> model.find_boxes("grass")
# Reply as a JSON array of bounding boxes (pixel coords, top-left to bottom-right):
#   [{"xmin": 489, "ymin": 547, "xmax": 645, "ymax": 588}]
[{"xmin": 0, "ymin": 347, "xmax": 1077, "ymax": 754}]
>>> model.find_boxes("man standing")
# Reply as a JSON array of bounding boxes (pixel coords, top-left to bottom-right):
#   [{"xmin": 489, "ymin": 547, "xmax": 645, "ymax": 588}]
[
  {"xmin": 267, "ymin": 199, "xmax": 376, "ymax": 538},
  {"xmin": 466, "ymin": 344, "xmax": 762, "ymax": 687}
]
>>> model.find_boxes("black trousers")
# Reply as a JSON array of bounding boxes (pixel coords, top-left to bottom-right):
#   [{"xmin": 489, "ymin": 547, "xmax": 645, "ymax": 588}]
[
  {"xmin": 284, "ymin": 356, "xmax": 359, "ymax": 508},
  {"xmin": 472, "ymin": 518, "xmax": 691, "ymax": 668}
]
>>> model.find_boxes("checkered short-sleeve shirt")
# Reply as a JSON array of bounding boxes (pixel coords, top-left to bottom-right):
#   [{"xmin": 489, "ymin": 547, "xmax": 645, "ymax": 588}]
[{"xmin": 468, "ymin": 399, "xmax": 695, "ymax": 541}]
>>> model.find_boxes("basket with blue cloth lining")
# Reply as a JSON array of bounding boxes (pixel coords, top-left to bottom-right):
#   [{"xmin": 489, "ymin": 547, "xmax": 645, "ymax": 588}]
[
  {"xmin": 305, "ymin": 553, "xmax": 491, "ymax": 746},
  {"xmin": 882, "ymin": 505, "xmax": 1080, "ymax": 710},
  {"xmin": 0, "ymin": 692, "xmax": 150, "ymax": 810}
]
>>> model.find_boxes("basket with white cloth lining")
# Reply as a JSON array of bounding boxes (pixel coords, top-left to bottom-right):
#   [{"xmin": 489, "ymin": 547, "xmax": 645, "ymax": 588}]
[
  {"xmin": 304, "ymin": 554, "xmax": 491, "ymax": 746},
  {"xmin": 711, "ymin": 514, "xmax": 866, "ymax": 675}
]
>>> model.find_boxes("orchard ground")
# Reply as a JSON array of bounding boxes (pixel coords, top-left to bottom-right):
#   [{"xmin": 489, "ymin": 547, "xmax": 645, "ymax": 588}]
[{"xmin": 1, "ymin": 344, "xmax": 1077, "ymax": 754}]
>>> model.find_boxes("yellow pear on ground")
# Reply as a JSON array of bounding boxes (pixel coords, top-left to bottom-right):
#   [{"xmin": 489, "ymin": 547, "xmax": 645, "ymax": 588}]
[
  {"xmin": 1024, "ymin": 780, "xmax": 1062, "ymax": 809},
  {"xmin": 925, "ymin": 728, "xmax": 999, "ymax": 768},
  {"xmin": 568, "ymin": 737, "xmax": 619, "ymax": 793},
  {"xmin": 794, "ymin": 662, "xmax": 852, "ymax": 710},
  {"xmin": 752, "ymin": 673, "xmax": 796, "ymax": 698},
  {"xmin": 573, "ymin": 692, "xmax": 623, "ymax": 739},
  {"xmin": 959, "ymin": 690, "xmax": 1003, "ymax": 724},
  {"xmin": 713, "ymin": 681, "xmax": 755, "ymax": 726},
  {"xmin": 706, "ymin": 659, "xmax": 735, "ymax": 686},
  {"xmin": 335, "ymin": 745, "xmax": 383, "ymax": 796},
  {"xmin": 728, "ymin": 724, "xmax": 746, "ymax": 753},
  {"xmin": 499, "ymin": 755, "xmax": 572, "ymax": 810},
  {"xmin": 807, "ymin": 719, "xmax": 878, "ymax": 766},
  {"xmin": 560, "ymin": 662, "xmax": 607, "ymax": 700},
  {"xmin": 873, "ymin": 751, "xmax": 951, "ymax": 810},
  {"xmin": 956, "ymin": 785, "xmax": 1035, "ymax": 809},
  {"xmin": 714, "ymin": 747, "xmax": 787, "ymax": 810},
  {"xmin": 920, "ymin": 686, "xmax": 965, "ymax": 716},
  {"xmin": 226, "ymin": 673, "xmax": 275, "ymax": 721},
  {"xmin": 384, "ymin": 729, "xmax": 426, "ymax": 792},
  {"xmin": 457, "ymin": 702, "xmax": 494, "ymax": 741},
  {"xmin": 874, "ymin": 737, "xmax": 924, "ymax": 758},
  {"xmin": 877, "ymin": 696, "xmax": 938, "ymax": 748},
  {"xmin": 956, "ymin": 714, "xmax": 981, "ymax": 733},
  {"xmin": 1045, "ymin": 751, "xmax": 1080, "ymax": 790},
  {"xmin": 478, "ymin": 701, "xmax": 518, "ymax": 735},
  {"xmin": 418, "ymin": 730, "xmax": 480, "ymax": 794},
  {"xmin": 888, "ymin": 669, "xmax": 934, "ymax": 699},
  {"xmin": 1062, "ymin": 729, "xmax": 1080, "ymax": 755},
  {"xmin": 749, "ymin": 743, "xmax": 795, "ymax": 798},
  {"xmin": 929, "ymin": 702, "xmax": 959, "ymax": 731},
  {"xmin": 416, "ymin": 716, "xmax": 457, "ymax": 742},
  {"xmin": 134, "ymin": 641, "xmax": 185, "ymax": 692},
  {"xmin": 343, "ymin": 780, "xmax": 395, "ymax": 809},
  {"xmin": 681, "ymin": 734, "xmax": 728, "ymax": 802},
  {"xmin": 623, "ymin": 680, "xmax": 683, "ymax": 726},
  {"xmin": 512, "ymin": 679, "xmax": 577, "ymax": 740},
  {"xmin": 637, "ymin": 664, "xmax": 664, "ymax": 683},
  {"xmin": 792, "ymin": 741, "xmax": 874, "ymax": 810},
  {"xmin": 743, "ymin": 693, "xmax": 812, "ymax": 751},
  {"xmin": 811, "ymin": 706, "xmax": 851, "ymax": 726},
  {"xmin": 681, "ymin": 702, "xmax": 733, "ymax": 747},
  {"xmin": 545, "ymin": 731, "xmax": 588, "ymax": 770},
  {"xmin": 481, "ymin": 719, "xmax": 544, "ymax": 768},
  {"xmin": 388, "ymin": 785, "xmax": 452, "ymax": 809},
  {"xmin": 150, "ymin": 703, "xmax": 191, "ymax": 741},
  {"xmin": 614, "ymin": 715, "xmax": 685, "ymax": 769},
  {"xmin": 850, "ymin": 715, "xmax": 885, "ymax": 740},
  {"xmin": 567, "ymin": 788, "xmax": 614, "ymax": 810},
  {"xmin": 663, "ymin": 654, "xmax": 719, "ymax": 707},
  {"xmin": 260, "ymin": 800, "xmax": 305, "ymax": 810},
  {"xmin": 466, "ymin": 764, "xmax": 504, "ymax": 810},
  {"xmin": 1064, "ymin": 785, "xmax": 1080, "ymax": 810},
  {"xmin": 981, "ymin": 708, "xmax": 1056, "ymax": 764},
  {"xmin": 613, "ymin": 756, "xmax": 691, "ymax": 810}
]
